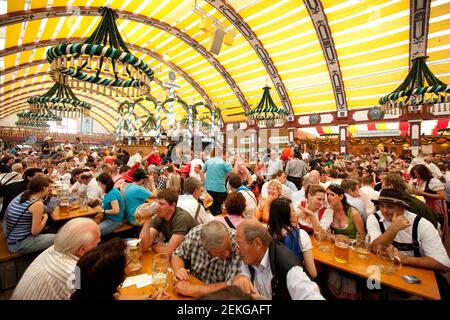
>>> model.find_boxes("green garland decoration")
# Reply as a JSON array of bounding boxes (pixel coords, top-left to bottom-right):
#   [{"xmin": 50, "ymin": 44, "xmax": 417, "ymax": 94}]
[
  {"xmin": 380, "ymin": 57, "xmax": 450, "ymax": 111},
  {"xmin": 245, "ymin": 86, "xmax": 289, "ymax": 125},
  {"xmin": 27, "ymin": 81, "xmax": 92, "ymax": 117},
  {"xmin": 46, "ymin": 7, "xmax": 152, "ymax": 95}
]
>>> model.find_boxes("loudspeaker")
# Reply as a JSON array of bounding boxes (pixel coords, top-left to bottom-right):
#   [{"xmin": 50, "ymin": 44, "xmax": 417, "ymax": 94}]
[{"xmin": 209, "ymin": 28, "xmax": 225, "ymax": 55}]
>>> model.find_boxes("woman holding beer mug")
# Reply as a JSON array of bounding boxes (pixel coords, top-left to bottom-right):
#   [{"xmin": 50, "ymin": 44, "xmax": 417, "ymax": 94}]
[
  {"xmin": 297, "ymin": 184, "xmax": 332, "ymax": 235},
  {"xmin": 267, "ymin": 197, "xmax": 317, "ymax": 279}
]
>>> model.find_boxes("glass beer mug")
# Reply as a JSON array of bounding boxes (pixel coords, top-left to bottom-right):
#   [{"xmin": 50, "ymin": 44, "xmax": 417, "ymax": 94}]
[
  {"xmin": 152, "ymin": 253, "xmax": 170, "ymax": 290},
  {"xmin": 334, "ymin": 234, "xmax": 351, "ymax": 263},
  {"xmin": 314, "ymin": 228, "xmax": 332, "ymax": 252},
  {"xmin": 59, "ymin": 194, "xmax": 70, "ymax": 216},
  {"xmin": 377, "ymin": 243, "xmax": 402, "ymax": 274},
  {"xmin": 199, "ymin": 188, "xmax": 213, "ymax": 208},
  {"xmin": 355, "ymin": 233, "xmax": 371, "ymax": 260},
  {"xmin": 134, "ymin": 201, "xmax": 159, "ymax": 224},
  {"xmin": 125, "ymin": 240, "xmax": 142, "ymax": 276}
]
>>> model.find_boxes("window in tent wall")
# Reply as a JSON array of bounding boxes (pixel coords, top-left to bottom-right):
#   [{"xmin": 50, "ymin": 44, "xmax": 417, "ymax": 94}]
[{"xmin": 49, "ymin": 118, "xmax": 78, "ymax": 134}]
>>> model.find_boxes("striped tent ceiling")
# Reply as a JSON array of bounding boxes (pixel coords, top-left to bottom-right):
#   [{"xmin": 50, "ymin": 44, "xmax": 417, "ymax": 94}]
[{"xmin": 0, "ymin": 0, "xmax": 449, "ymax": 133}]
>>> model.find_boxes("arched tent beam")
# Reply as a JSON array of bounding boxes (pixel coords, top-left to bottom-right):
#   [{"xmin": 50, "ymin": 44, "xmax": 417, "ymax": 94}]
[
  {"xmin": 0, "ymin": 6, "xmax": 249, "ymax": 113},
  {"xmin": 304, "ymin": 0, "xmax": 348, "ymax": 118},
  {"xmin": 0, "ymin": 39, "xmax": 222, "ymax": 122},
  {"xmin": 409, "ymin": 0, "xmax": 431, "ymax": 67},
  {"xmin": 2, "ymin": 104, "xmax": 116, "ymax": 132},
  {"xmin": 205, "ymin": 0, "xmax": 293, "ymax": 115}
]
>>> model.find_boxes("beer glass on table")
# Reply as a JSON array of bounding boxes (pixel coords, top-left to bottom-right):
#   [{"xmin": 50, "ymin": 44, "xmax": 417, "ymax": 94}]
[
  {"xmin": 125, "ymin": 240, "xmax": 142, "ymax": 276},
  {"xmin": 377, "ymin": 243, "xmax": 402, "ymax": 274},
  {"xmin": 314, "ymin": 228, "xmax": 331, "ymax": 252},
  {"xmin": 59, "ymin": 195, "xmax": 70, "ymax": 216},
  {"xmin": 152, "ymin": 253, "xmax": 170, "ymax": 291},
  {"xmin": 79, "ymin": 192, "xmax": 88, "ymax": 212},
  {"xmin": 355, "ymin": 233, "xmax": 371, "ymax": 260},
  {"xmin": 334, "ymin": 234, "xmax": 351, "ymax": 263}
]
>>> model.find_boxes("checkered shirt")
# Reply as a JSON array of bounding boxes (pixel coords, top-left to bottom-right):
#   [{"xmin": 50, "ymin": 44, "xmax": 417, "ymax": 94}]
[
  {"xmin": 173, "ymin": 224, "xmax": 242, "ymax": 284},
  {"xmin": 156, "ymin": 176, "xmax": 168, "ymax": 190}
]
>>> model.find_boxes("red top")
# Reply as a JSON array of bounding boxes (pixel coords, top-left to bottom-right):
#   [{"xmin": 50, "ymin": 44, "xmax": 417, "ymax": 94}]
[{"xmin": 146, "ymin": 154, "xmax": 162, "ymax": 166}]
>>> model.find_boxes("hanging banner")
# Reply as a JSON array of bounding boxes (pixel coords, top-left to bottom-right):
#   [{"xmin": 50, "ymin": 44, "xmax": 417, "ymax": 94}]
[
  {"xmin": 352, "ymin": 130, "xmax": 400, "ymax": 137},
  {"xmin": 268, "ymin": 136, "xmax": 290, "ymax": 144}
]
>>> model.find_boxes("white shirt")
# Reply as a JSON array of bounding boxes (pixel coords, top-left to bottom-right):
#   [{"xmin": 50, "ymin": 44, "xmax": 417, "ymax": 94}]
[
  {"xmin": 320, "ymin": 181, "xmax": 331, "ymax": 189},
  {"xmin": 177, "ymin": 194, "xmax": 214, "ymax": 224},
  {"xmin": 267, "ymin": 158, "xmax": 283, "ymax": 178},
  {"xmin": 444, "ymin": 171, "xmax": 450, "ymax": 183},
  {"xmin": 261, "ymin": 182, "xmax": 293, "ymax": 200},
  {"xmin": 238, "ymin": 188, "xmax": 258, "ymax": 218},
  {"xmin": 299, "ymin": 229, "xmax": 313, "ymax": 252},
  {"xmin": 427, "ymin": 162, "xmax": 443, "ymax": 179},
  {"xmin": 345, "ymin": 193, "xmax": 367, "ymax": 223},
  {"xmin": 285, "ymin": 180, "xmax": 298, "ymax": 192},
  {"xmin": 71, "ymin": 181, "xmax": 87, "ymax": 194},
  {"xmin": 302, "ymin": 152, "xmax": 310, "ymax": 161},
  {"xmin": 291, "ymin": 188, "xmax": 305, "ymax": 204},
  {"xmin": 239, "ymin": 249, "xmax": 324, "ymax": 300},
  {"xmin": 190, "ymin": 158, "xmax": 204, "ymax": 177},
  {"xmin": 86, "ymin": 178, "xmax": 103, "ymax": 201},
  {"xmin": 11, "ymin": 246, "xmax": 78, "ymax": 300},
  {"xmin": 127, "ymin": 153, "xmax": 142, "ymax": 167},
  {"xmin": 359, "ymin": 186, "xmax": 379, "ymax": 216},
  {"xmin": 367, "ymin": 210, "xmax": 450, "ymax": 269}
]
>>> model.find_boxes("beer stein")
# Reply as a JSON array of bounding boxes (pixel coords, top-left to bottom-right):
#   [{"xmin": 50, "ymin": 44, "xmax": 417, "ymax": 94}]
[
  {"xmin": 152, "ymin": 253, "xmax": 170, "ymax": 290},
  {"xmin": 134, "ymin": 201, "xmax": 159, "ymax": 224},
  {"xmin": 334, "ymin": 234, "xmax": 351, "ymax": 263},
  {"xmin": 377, "ymin": 243, "xmax": 402, "ymax": 274},
  {"xmin": 125, "ymin": 239, "xmax": 142, "ymax": 276},
  {"xmin": 355, "ymin": 233, "xmax": 371, "ymax": 260},
  {"xmin": 314, "ymin": 228, "xmax": 332, "ymax": 252}
]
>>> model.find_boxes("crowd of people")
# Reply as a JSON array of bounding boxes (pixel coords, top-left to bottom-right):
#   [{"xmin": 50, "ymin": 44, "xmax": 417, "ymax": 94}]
[{"xmin": 1, "ymin": 137, "xmax": 449, "ymax": 300}]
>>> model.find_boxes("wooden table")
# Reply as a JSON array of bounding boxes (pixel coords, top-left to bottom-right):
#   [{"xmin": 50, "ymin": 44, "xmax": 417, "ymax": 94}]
[
  {"xmin": 119, "ymin": 251, "xmax": 204, "ymax": 300},
  {"xmin": 310, "ymin": 236, "xmax": 441, "ymax": 300},
  {"xmin": 50, "ymin": 205, "xmax": 97, "ymax": 221}
]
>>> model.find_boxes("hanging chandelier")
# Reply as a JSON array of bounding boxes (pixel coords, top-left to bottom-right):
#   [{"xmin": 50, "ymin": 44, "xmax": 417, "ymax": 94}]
[
  {"xmin": 15, "ymin": 110, "xmax": 57, "ymax": 129},
  {"xmin": 46, "ymin": 6, "xmax": 153, "ymax": 97},
  {"xmin": 379, "ymin": 57, "xmax": 450, "ymax": 114},
  {"xmin": 17, "ymin": 110, "xmax": 62, "ymax": 122},
  {"xmin": 245, "ymin": 86, "xmax": 289, "ymax": 126},
  {"xmin": 27, "ymin": 74, "xmax": 92, "ymax": 118}
]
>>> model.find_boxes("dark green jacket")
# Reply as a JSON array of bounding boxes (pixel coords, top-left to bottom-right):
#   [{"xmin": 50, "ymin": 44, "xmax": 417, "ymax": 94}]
[{"xmin": 402, "ymin": 190, "xmax": 438, "ymax": 228}]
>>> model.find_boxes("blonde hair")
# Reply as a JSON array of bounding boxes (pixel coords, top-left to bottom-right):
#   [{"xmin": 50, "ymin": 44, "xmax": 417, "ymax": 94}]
[{"xmin": 267, "ymin": 179, "xmax": 282, "ymax": 196}]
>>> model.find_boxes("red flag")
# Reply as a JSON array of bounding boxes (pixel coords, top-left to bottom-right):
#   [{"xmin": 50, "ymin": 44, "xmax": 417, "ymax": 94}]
[
  {"xmin": 316, "ymin": 126, "xmax": 325, "ymax": 135},
  {"xmin": 432, "ymin": 119, "xmax": 449, "ymax": 135},
  {"xmin": 399, "ymin": 122, "xmax": 409, "ymax": 136}
]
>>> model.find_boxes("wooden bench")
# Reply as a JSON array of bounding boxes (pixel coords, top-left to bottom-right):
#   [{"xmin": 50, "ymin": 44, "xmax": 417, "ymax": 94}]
[
  {"xmin": 110, "ymin": 220, "xmax": 140, "ymax": 239},
  {"xmin": 0, "ymin": 226, "xmax": 40, "ymax": 293},
  {"xmin": 113, "ymin": 220, "xmax": 134, "ymax": 234},
  {"xmin": 0, "ymin": 226, "xmax": 23, "ymax": 291}
]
